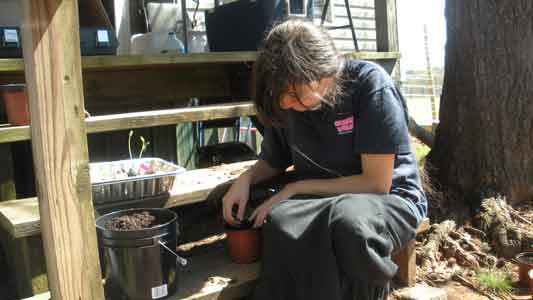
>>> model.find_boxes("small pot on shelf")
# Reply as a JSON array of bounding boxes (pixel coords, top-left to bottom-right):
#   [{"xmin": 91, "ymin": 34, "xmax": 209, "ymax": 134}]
[
  {"xmin": 225, "ymin": 219, "xmax": 261, "ymax": 264},
  {"xmin": 1, "ymin": 84, "xmax": 30, "ymax": 126}
]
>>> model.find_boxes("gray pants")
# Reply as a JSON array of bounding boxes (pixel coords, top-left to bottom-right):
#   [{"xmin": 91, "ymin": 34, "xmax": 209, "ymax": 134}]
[{"xmin": 252, "ymin": 193, "xmax": 419, "ymax": 300}]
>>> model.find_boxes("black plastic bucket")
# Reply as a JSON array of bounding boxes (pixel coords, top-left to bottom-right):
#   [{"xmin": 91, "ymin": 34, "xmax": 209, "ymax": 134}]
[{"xmin": 96, "ymin": 208, "xmax": 186, "ymax": 300}]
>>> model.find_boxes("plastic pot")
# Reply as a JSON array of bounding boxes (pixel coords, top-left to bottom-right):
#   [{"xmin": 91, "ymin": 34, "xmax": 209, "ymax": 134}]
[
  {"xmin": 225, "ymin": 220, "xmax": 261, "ymax": 264},
  {"xmin": 1, "ymin": 84, "xmax": 30, "ymax": 126},
  {"xmin": 516, "ymin": 252, "xmax": 533, "ymax": 286},
  {"xmin": 96, "ymin": 208, "xmax": 186, "ymax": 300}
]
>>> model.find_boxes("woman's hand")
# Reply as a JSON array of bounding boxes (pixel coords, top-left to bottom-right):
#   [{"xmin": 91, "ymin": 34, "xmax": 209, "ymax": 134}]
[
  {"xmin": 222, "ymin": 175, "xmax": 251, "ymax": 226},
  {"xmin": 249, "ymin": 185, "xmax": 296, "ymax": 228},
  {"xmin": 222, "ymin": 160, "xmax": 286, "ymax": 226}
]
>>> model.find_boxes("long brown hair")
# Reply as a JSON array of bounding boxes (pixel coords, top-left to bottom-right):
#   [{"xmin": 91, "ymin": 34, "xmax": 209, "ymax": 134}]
[{"xmin": 253, "ymin": 20, "xmax": 344, "ymax": 126}]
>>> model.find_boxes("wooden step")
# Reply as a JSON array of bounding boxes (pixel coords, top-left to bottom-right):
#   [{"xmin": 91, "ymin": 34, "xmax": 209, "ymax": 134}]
[
  {"xmin": 21, "ymin": 219, "xmax": 431, "ymax": 300},
  {"xmin": 22, "ymin": 236, "xmax": 261, "ymax": 300},
  {"xmin": 0, "ymin": 160, "xmax": 255, "ymax": 239}
]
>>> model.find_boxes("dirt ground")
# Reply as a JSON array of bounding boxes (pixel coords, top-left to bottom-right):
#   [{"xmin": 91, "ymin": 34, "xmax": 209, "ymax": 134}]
[
  {"xmin": 389, "ymin": 200, "xmax": 532, "ymax": 300},
  {"xmin": 392, "ymin": 281, "xmax": 493, "ymax": 300}
]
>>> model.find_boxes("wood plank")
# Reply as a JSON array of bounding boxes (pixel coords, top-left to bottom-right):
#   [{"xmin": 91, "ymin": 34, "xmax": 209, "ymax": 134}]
[
  {"xmin": 164, "ymin": 160, "xmax": 254, "ymax": 208},
  {"xmin": 0, "ymin": 160, "xmax": 256, "ymax": 239},
  {"xmin": 86, "ymin": 102, "xmax": 255, "ymax": 134},
  {"xmin": 0, "ymin": 102, "xmax": 256, "ymax": 143},
  {"xmin": 22, "ymin": 243, "xmax": 260, "ymax": 300},
  {"xmin": 374, "ymin": 0, "xmax": 399, "ymax": 52},
  {"xmin": 0, "ymin": 198, "xmax": 39, "ymax": 239},
  {"xmin": 20, "ymin": 0, "xmax": 105, "ymax": 298},
  {"xmin": 0, "ymin": 51, "xmax": 400, "ymax": 74},
  {"xmin": 0, "ymin": 59, "xmax": 24, "ymax": 74},
  {"xmin": 0, "ymin": 52, "xmax": 258, "ymax": 73},
  {"xmin": 393, "ymin": 239, "xmax": 416, "ymax": 286}
]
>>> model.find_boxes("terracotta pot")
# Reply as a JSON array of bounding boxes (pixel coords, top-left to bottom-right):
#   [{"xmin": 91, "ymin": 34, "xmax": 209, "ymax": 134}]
[
  {"xmin": 225, "ymin": 221, "xmax": 261, "ymax": 264},
  {"xmin": 516, "ymin": 252, "xmax": 533, "ymax": 286},
  {"xmin": 1, "ymin": 84, "xmax": 30, "ymax": 126}
]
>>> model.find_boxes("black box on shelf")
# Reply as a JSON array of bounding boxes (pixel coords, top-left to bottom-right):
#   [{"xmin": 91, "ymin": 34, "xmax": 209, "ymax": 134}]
[
  {"xmin": 0, "ymin": 26, "xmax": 118, "ymax": 58},
  {"xmin": 205, "ymin": 0, "xmax": 286, "ymax": 52},
  {"xmin": 0, "ymin": 27, "xmax": 22, "ymax": 58},
  {"xmin": 80, "ymin": 27, "xmax": 119, "ymax": 56}
]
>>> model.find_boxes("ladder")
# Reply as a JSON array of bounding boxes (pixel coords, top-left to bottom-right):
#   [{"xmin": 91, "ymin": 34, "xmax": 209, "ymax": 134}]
[{"xmin": 320, "ymin": 0, "xmax": 359, "ymax": 51}]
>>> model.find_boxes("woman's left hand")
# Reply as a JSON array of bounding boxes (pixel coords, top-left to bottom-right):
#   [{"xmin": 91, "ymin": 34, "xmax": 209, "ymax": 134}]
[{"xmin": 249, "ymin": 186, "xmax": 295, "ymax": 228}]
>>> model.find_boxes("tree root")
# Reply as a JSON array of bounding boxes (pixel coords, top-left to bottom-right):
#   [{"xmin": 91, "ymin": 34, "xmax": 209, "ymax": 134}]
[
  {"xmin": 474, "ymin": 196, "xmax": 525, "ymax": 258},
  {"xmin": 419, "ymin": 220, "xmax": 456, "ymax": 268}
]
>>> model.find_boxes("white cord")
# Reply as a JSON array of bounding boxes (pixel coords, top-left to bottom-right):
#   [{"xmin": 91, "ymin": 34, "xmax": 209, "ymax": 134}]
[{"xmin": 291, "ymin": 145, "xmax": 343, "ymax": 178}]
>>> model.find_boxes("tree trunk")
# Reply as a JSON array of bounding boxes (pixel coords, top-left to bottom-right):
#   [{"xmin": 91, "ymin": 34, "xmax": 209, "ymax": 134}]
[{"xmin": 428, "ymin": 0, "xmax": 533, "ymax": 208}]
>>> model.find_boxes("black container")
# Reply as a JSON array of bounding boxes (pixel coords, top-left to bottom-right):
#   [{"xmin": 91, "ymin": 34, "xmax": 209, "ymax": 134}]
[
  {"xmin": 0, "ymin": 26, "xmax": 118, "ymax": 58},
  {"xmin": 205, "ymin": 0, "xmax": 285, "ymax": 52},
  {"xmin": 96, "ymin": 208, "xmax": 180, "ymax": 300},
  {"xmin": 198, "ymin": 141, "xmax": 258, "ymax": 168}
]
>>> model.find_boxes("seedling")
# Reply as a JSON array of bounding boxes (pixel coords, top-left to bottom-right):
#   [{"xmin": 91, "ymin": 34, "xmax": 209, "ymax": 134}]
[{"xmin": 128, "ymin": 130, "xmax": 151, "ymax": 159}]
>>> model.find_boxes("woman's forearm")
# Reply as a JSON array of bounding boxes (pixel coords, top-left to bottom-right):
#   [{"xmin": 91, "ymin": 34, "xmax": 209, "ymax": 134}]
[
  {"xmin": 286, "ymin": 174, "xmax": 390, "ymax": 198},
  {"xmin": 239, "ymin": 159, "xmax": 285, "ymax": 186}
]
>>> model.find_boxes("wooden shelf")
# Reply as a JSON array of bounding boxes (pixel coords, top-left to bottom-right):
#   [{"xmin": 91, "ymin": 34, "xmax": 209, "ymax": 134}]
[
  {"xmin": 0, "ymin": 52, "xmax": 258, "ymax": 73},
  {"xmin": 0, "ymin": 160, "xmax": 255, "ymax": 239},
  {"xmin": 0, "ymin": 101, "xmax": 256, "ymax": 143},
  {"xmin": 0, "ymin": 51, "xmax": 399, "ymax": 73}
]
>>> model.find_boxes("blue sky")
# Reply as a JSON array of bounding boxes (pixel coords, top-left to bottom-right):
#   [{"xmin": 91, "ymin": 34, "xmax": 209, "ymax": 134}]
[{"xmin": 397, "ymin": 0, "xmax": 446, "ymax": 72}]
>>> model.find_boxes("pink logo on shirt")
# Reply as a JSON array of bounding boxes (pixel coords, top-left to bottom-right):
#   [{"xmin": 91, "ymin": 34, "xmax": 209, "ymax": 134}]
[{"xmin": 334, "ymin": 116, "xmax": 354, "ymax": 134}]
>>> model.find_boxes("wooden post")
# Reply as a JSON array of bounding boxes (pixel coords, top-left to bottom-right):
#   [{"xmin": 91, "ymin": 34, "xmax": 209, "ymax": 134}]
[
  {"xmin": 20, "ymin": 0, "xmax": 105, "ymax": 299},
  {"xmin": 374, "ymin": 0, "xmax": 399, "ymax": 52},
  {"xmin": 374, "ymin": 0, "xmax": 401, "ymax": 84},
  {"xmin": 392, "ymin": 240, "xmax": 417, "ymax": 286}
]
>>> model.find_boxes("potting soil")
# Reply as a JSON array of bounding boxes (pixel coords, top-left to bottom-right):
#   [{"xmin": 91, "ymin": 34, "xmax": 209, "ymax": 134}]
[{"xmin": 104, "ymin": 211, "xmax": 157, "ymax": 230}]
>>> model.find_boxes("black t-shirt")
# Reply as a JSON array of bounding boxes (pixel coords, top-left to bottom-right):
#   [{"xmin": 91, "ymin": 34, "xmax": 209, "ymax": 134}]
[{"xmin": 259, "ymin": 59, "xmax": 427, "ymax": 221}]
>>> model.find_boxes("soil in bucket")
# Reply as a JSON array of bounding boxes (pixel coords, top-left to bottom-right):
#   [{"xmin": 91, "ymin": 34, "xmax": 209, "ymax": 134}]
[
  {"xmin": 104, "ymin": 211, "xmax": 157, "ymax": 231},
  {"xmin": 96, "ymin": 208, "xmax": 180, "ymax": 300}
]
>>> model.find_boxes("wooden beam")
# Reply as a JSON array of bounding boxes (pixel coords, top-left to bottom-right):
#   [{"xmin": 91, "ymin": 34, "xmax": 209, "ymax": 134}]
[
  {"xmin": 86, "ymin": 102, "xmax": 255, "ymax": 134},
  {"xmin": 20, "ymin": 0, "xmax": 104, "ymax": 299},
  {"xmin": 374, "ymin": 0, "xmax": 399, "ymax": 52},
  {"xmin": 0, "ymin": 102, "xmax": 256, "ymax": 143}
]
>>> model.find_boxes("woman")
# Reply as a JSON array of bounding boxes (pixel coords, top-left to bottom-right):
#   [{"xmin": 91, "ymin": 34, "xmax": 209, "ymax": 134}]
[{"xmin": 222, "ymin": 20, "xmax": 427, "ymax": 300}]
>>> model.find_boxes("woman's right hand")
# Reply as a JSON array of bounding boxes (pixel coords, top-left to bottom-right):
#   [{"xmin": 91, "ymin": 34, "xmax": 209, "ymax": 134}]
[{"xmin": 222, "ymin": 174, "xmax": 251, "ymax": 225}]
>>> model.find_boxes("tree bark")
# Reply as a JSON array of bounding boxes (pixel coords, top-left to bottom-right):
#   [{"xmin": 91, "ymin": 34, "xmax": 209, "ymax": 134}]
[{"xmin": 428, "ymin": 0, "xmax": 533, "ymax": 206}]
